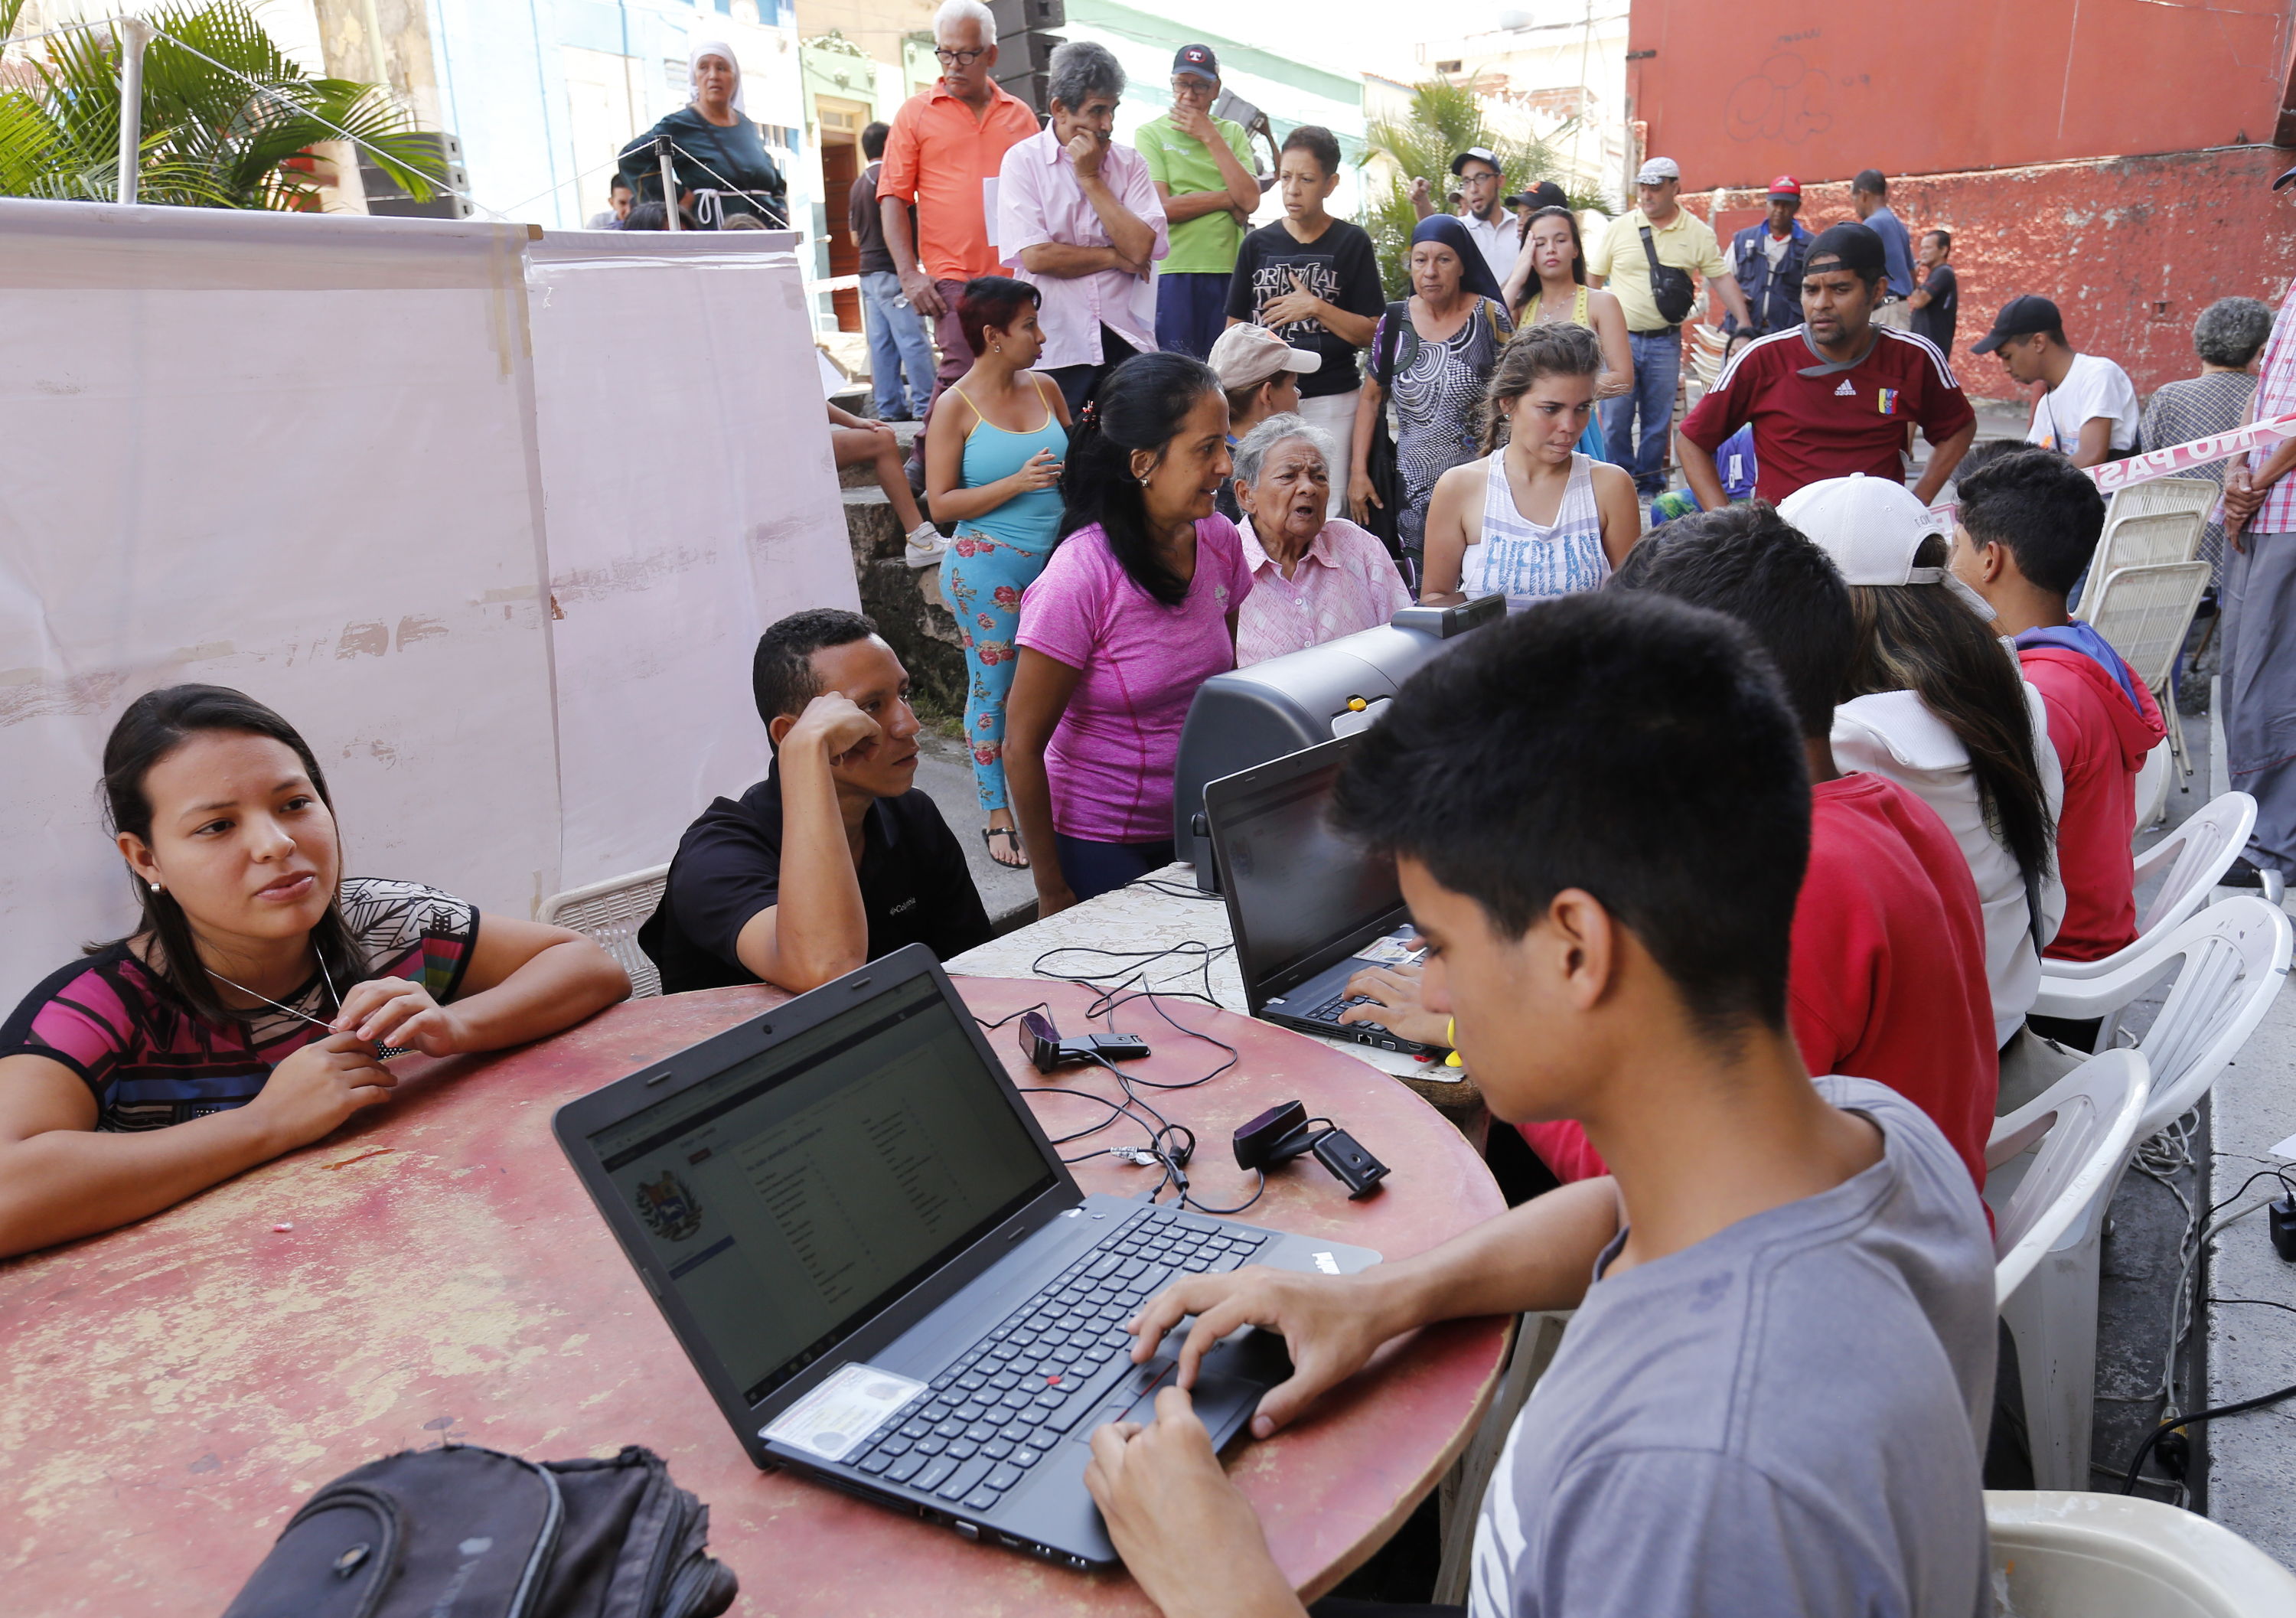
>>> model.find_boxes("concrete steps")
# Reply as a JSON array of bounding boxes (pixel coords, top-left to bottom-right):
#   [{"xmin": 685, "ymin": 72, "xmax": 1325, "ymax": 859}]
[{"xmin": 835, "ymin": 418, "xmax": 967, "ymax": 713}]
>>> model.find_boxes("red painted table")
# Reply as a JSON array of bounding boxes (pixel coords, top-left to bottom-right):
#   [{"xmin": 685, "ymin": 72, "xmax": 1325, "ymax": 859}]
[{"xmin": 0, "ymin": 977, "xmax": 1509, "ymax": 1616}]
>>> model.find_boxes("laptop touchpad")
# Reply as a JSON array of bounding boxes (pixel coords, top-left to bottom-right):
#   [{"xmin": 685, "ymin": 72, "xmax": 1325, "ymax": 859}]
[{"xmin": 1068, "ymin": 1328, "xmax": 1295, "ymax": 1443}]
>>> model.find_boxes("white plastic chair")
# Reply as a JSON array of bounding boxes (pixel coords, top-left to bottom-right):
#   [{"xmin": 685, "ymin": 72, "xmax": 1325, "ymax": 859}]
[
  {"xmin": 2073, "ymin": 488, "xmax": 2210, "ymax": 615},
  {"xmin": 538, "ymin": 864, "xmax": 670, "ymax": 999},
  {"xmin": 1432, "ymin": 1310, "xmax": 1572, "ymax": 1603},
  {"xmin": 1988, "ymin": 1490, "xmax": 2296, "ymax": 1615},
  {"xmin": 2030, "ymin": 895, "xmax": 2291, "ymax": 1141},
  {"xmin": 2038, "ymin": 791, "xmax": 2255, "ymax": 989},
  {"xmin": 2102, "ymin": 475, "xmax": 2220, "ymax": 536},
  {"xmin": 1985, "ymin": 1049, "xmax": 2151, "ymax": 1490}
]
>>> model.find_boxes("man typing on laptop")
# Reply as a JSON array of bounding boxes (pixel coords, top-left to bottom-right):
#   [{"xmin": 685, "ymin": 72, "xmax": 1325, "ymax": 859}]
[
  {"xmin": 1084, "ymin": 592, "xmax": 1994, "ymax": 1616},
  {"xmin": 641, "ymin": 608, "xmax": 993, "ymax": 994}
]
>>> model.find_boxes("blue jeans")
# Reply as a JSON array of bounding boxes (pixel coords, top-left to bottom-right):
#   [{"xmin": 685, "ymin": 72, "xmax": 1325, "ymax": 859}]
[
  {"xmin": 1603, "ymin": 330, "xmax": 1682, "ymax": 494},
  {"xmin": 861, "ymin": 269, "xmax": 935, "ymax": 419},
  {"xmin": 1155, "ymin": 272, "xmax": 1231, "ymax": 360}
]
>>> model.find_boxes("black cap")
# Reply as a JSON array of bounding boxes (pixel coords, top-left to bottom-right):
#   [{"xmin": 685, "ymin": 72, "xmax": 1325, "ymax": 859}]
[
  {"xmin": 1172, "ymin": 44, "xmax": 1218, "ymax": 82},
  {"xmin": 1521, "ymin": 179, "xmax": 1569, "ymax": 212},
  {"xmin": 1803, "ymin": 221, "xmax": 1887, "ymax": 276},
  {"xmin": 1971, "ymin": 294, "xmax": 2064, "ymax": 354},
  {"xmin": 1450, "ymin": 146, "xmax": 1502, "ymax": 177}
]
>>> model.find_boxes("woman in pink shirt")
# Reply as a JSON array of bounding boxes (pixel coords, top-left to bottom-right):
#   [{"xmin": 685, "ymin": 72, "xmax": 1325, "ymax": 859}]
[{"xmin": 1005, "ymin": 353, "xmax": 1252, "ymax": 914}]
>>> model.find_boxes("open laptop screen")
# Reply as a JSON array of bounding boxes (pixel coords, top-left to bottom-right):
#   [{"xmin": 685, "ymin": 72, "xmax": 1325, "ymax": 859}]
[
  {"xmin": 585, "ymin": 975, "xmax": 1055, "ymax": 1407},
  {"xmin": 1216, "ymin": 742, "xmax": 1403, "ymax": 998}
]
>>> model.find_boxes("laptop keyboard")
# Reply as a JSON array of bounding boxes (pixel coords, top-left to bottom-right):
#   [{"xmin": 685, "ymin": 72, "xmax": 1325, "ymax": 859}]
[
  {"xmin": 842, "ymin": 1205, "xmax": 1269, "ymax": 1514},
  {"xmin": 1305, "ymin": 992, "xmax": 1376, "ymax": 1026}
]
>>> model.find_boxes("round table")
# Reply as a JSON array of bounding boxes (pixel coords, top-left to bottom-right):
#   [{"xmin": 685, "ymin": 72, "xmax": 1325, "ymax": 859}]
[{"xmin": 0, "ymin": 977, "xmax": 1509, "ymax": 1616}]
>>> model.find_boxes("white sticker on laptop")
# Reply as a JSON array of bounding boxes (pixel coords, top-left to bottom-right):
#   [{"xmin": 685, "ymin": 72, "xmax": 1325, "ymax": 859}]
[
  {"xmin": 1355, "ymin": 935, "xmax": 1422, "ymax": 967},
  {"xmin": 761, "ymin": 1364, "xmax": 925, "ymax": 1460}
]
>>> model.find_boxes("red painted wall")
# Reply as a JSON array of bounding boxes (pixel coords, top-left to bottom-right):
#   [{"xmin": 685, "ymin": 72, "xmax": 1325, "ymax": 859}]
[
  {"xmin": 1693, "ymin": 148, "xmax": 2296, "ymax": 401},
  {"xmin": 1629, "ymin": 1, "xmax": 2296, "ymax": 188}
]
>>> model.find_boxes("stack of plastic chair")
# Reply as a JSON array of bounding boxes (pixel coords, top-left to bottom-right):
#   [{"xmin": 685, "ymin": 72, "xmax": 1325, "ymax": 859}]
[
  {"xmin": 1987, "ymin": 1491, "xmax": 2296, "ymax": 1614},
  {"xmin": 538, "ymin": 863, "xmax": 671, "ymax": 998},
  {"xmin": 2084, "ymin": 559, "xmax": 2213, "ymax": 776},
  {"xmin": 1987, "ymin": 1050, "xmax": 2151, "ymax": 1489},
  {"xmin": 2077, "ymin": 481, "xmax": 2216, "ymax": 776}
]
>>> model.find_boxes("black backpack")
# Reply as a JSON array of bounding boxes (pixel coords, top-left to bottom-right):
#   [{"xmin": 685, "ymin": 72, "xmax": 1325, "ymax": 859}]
[{"xmin": 220, "ymin": 1443, "xmax": 738, "ymax": 1618}]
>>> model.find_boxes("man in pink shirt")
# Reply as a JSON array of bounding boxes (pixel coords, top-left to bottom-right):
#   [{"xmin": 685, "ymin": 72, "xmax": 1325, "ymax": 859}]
[{"xmin": 997, "ymin": 41, "xmax": 1166, "ymax": 411}]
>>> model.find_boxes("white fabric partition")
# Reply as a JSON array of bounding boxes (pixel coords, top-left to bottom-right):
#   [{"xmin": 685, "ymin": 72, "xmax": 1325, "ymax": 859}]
[
  {"xmin": 525, "ymin": 230, "xmax": 859, "ymax": 892},
  {"xmin": 0, "ymin": 201, "xmax": 563, "ymax": 999}
]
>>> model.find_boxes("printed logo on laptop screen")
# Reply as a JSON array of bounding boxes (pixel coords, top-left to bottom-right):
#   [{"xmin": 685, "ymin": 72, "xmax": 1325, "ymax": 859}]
[{"xmin": 636, "ymin": 1170, "xmax": 704, "ymax": 1241}]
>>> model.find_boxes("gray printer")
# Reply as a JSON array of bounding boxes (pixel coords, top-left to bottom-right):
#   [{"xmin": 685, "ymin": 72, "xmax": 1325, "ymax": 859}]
[{"xmin": 1172, "ymin": 594, "xmax": 1504, "ymax": 888}]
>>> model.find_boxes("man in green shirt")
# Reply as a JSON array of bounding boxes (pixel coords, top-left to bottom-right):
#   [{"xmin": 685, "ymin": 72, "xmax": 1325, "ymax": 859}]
[{"xmin": 1135, "ymin": 44, "xmax": 1260, "ymax": 359}]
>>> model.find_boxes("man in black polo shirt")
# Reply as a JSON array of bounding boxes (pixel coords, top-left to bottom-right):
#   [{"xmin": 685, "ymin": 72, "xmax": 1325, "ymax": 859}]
[{"xmin": 640, "ymin": 608, "xmax": 992, "ymax": 994}]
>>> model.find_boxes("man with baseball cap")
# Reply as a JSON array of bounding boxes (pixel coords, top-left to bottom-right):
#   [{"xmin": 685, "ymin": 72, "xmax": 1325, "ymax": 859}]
[
  {"xmin": 1587, "ymin": 156, "xmax": 1755, "ymax": 495},
  {"xmin": 1971, "ymin": 295, "xmax": 2138, "ymax": 469},
  {"xmin": 2210, "ymin": 161, "xmax": 2296, "ymax": 888},
  {"xmin": 1134, "ymin": 44, "xmax": 1259, "ymax": 360},
  {"xmin": 1411, "ymin": 145, "xmax": 1518, "ymax": 285},
  {"xmin": 1677, "ymin": 220, "xmax": 1975, "ymax": 508},
  {"xmin": 1724, "ymin": 175, "xmax": 1812, "ymax": 341}
]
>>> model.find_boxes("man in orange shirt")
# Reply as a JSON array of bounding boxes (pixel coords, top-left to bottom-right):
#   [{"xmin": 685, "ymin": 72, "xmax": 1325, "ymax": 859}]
[{"xmin": 879, "ymin": 0, "xmax": 1044, "ymax": 405}]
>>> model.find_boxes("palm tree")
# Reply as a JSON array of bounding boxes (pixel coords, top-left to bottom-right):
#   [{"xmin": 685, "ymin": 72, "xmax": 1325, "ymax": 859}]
[
  {"xmin": 0, "ymin": 0, "xmax": 447, "ymax": 209},
  {"xmin": 1360, "ymin": 77, "xmax": 1586, "ymax": 295}
]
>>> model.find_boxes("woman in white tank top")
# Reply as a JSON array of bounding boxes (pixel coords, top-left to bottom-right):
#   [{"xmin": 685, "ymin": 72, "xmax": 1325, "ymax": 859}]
[{"xmin": 1420, "ymin": 324, "xmax": 1642, "ymax": 611}]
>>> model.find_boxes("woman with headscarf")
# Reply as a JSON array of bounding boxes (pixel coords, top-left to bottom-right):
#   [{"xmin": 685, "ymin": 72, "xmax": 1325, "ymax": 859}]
[
  {"xmin": 617, "ymin": 41, "xmax": 787, "ymax": 228},
  {"xmin": 1348, "ymin": 214, "xmax": 1514, "ymax": 571}
]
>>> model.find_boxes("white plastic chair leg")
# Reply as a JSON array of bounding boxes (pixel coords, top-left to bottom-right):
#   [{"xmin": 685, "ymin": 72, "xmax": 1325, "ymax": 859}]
[{"xmin": 2003, "ymin": 1236, "xmax": 2104, "ymax": 1492}]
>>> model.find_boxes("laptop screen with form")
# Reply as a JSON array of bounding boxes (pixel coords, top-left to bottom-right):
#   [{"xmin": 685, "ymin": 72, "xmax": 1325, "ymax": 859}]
[
  {"xmin": 1219, "ymin": 748, "xmax": 1403, "ymax": 997},
  {"xmin": 588, "ymin": 975, "xmax": 1055, "ymax": 1406}
]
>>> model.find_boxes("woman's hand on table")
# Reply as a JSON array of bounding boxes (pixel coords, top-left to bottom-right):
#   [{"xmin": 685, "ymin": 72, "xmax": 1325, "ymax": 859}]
[
  {"xmin": 1084, "ymin": 1385, "xmax": 1306, "ymax": 1618},
  {"xmin": 1336, "ymin": 963, "xmax": 1451, "ymax": 1050},
  {"xmin": 1034, "ymin": 877, "xmax": 1079, "ymax": 918},
  {"xmin": 332, "ymin": 977, "xmax": 465, "ymax": 1056},
  {"xmin": 246, "ymin": 1033, "xmax": 396, "ymax": 1148}
]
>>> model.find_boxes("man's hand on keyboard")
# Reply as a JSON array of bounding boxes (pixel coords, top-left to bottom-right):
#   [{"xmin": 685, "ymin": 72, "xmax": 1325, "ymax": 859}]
[
  {"xmin": 1336, "ymin": 963, "xmax": 1451, "ymax": 1049},
  {"xmin": 1125, "ymin": 1267, "xmax": 1404, "ymax": 1438}
]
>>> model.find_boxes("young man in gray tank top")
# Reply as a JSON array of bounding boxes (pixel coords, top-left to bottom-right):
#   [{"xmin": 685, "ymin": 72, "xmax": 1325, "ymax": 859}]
[{"xmin": 1081, "ymin": 591, "xmax": 1996, "ymax": 1618}]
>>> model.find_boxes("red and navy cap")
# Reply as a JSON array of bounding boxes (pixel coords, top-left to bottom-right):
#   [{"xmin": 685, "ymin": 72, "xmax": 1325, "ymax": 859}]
[
  {"xmin": 1172, "ymin": 44, "xmax": 1218, "ymax": 82},
  {"xmin": 1766, "ymin": 174, "xmax": 1802, "ymax": 201}
]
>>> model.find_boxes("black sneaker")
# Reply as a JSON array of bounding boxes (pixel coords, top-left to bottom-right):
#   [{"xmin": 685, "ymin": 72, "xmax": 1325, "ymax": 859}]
[{"xmin": 2220, "ymin": 856, "xmax": 2273, "ymax": 889}]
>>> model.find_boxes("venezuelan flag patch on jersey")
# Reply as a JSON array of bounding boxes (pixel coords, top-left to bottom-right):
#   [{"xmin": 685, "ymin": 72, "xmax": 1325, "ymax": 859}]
[{"xmin": 1877, "ymin": 387, "xmax": 1901, "ymax": 415}]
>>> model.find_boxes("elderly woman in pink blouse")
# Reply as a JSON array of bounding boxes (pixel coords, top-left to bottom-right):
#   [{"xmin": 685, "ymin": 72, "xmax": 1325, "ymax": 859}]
[{"xmin": 1231, "ymin": 413, "xmax": 1414, "ymax": 665}]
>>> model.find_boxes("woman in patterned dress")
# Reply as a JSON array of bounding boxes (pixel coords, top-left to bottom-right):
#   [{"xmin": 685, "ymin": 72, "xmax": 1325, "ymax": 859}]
[
  {"xmin": 1420, "ymin": 323, "xmax": 1642, "ymax": 611},
  {"xmin": 1347, "ymin": 214, "xmax": 1515, "ymax": 574},
  {"xmin": 0, "ymin": 686, "xmax": 629, "ymax": 1257}
]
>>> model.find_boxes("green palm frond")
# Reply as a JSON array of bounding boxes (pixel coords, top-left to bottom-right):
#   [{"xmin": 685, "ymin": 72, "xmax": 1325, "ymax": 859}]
[
  {"xmin": 1360, "ymin": 79, "xmax": 1592, "ymax": 295},
  {"xmin": 0, "ymin": 2, "xmax": 447, "ymax": 210}
]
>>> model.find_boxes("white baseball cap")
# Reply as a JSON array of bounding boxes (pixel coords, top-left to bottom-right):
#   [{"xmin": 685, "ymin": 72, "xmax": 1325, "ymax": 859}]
[
  {"xmin": 1779, "ymin": 474, "xmax": 1997, "ymax": 620},
  {"xmin": 1208, "ymin": 322, "xmax": 1322, "ymax": 390},
  {"xmin": 1635, "ymin": 155, "xmax": 1681, "ymax": 184}
]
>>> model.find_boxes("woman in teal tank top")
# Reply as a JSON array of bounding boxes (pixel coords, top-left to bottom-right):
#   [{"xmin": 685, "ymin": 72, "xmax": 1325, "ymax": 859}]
[{"xmin": 923, "ymin": 277, "xmax": 1072, "ymax": 867}]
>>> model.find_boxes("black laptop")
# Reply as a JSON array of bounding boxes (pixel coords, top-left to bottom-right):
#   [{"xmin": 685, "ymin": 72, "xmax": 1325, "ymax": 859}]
[
  {"xmin": 553, "ymin": 945, "xmax": 1380, "ymax": 1568},
  {"xmin": 1205, "ymin": 737, "xmax": 1441, "ymax": 1058}
]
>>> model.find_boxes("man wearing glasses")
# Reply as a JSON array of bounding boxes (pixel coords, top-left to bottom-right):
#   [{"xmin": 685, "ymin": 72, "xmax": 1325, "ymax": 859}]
[
  {"xmin": 879, "ymin": 0, "xmax": 1042, "ymax": 410},
  {"xmin": 1133, "ymin": 44, "xmax": 1259, "ymax": 360},
  {"xmin": 1411, "ymin": 146, "xmax": 1518, "ymax": 287}
]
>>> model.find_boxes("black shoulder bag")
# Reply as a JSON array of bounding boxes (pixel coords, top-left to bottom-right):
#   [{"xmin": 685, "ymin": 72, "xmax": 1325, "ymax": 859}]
[
  {"xmin": 1639, "ymin": 224, "xmax": 1698, "ymax": 327},
  {"xmin": 1359, "ymin": 300, "xmax": 1411, "ymax": 557}
]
